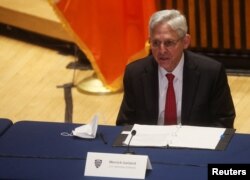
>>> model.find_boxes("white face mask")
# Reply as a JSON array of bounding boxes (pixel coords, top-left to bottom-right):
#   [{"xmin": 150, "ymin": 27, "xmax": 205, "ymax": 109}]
[
  {"xmin": 61, "ymin": 115, "xmax": 99, "ymax": 139},
  {"xmin": 73, "ymin": 115, "xmax": 98, "ymax": 139}
]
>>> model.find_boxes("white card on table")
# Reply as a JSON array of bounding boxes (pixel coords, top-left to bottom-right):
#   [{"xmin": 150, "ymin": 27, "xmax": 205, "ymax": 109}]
[{"xmin": 84, "ymin": 152, "xmax": 152, "ymax": 179}]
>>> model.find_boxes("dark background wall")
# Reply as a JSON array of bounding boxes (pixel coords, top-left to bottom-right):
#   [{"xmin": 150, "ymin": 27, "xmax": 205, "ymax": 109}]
[{"xmin": 156, "ymin": 0, "xmax": 250, "ymax": 71}]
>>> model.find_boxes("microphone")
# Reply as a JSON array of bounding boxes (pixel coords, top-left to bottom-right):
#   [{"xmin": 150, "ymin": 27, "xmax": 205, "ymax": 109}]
[{"xmin": 124, "ymin": 130, "xmax": 136, "ymax": 154}]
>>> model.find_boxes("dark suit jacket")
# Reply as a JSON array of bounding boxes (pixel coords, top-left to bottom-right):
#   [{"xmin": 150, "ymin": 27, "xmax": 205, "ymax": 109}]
[{"xmin": 116, "ymin": 50, "xmax": 235, "ymax": 128}]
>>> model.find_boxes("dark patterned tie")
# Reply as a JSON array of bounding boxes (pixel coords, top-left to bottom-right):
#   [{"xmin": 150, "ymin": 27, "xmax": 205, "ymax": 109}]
[{"xmin": 164, "ymin": 73, "xmax": 177, "ymax": 125}]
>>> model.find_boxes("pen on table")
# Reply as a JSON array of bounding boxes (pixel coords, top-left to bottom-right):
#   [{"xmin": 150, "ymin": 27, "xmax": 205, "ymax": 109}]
[{"xmin": 100, "ymin": 132, "xmax": 108, "ymax": 144}]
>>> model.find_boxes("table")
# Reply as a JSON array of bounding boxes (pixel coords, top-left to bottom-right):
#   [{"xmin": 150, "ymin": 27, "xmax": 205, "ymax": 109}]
[
  {"xmin": 0, "ymin": 121, "xmax": 249, "ymax": 179},
  {"xmin": 0, "ymin": 118, "xmax": 12, "ymax": 136}
]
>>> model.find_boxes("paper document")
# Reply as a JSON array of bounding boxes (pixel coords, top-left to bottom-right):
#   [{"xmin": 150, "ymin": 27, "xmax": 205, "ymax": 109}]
[{"xmin": 123, "ymin": 124, "xmax": 226, "ymax": 150}]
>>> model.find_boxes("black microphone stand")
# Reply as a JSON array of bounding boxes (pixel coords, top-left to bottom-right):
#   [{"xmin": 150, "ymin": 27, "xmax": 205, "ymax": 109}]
[{"xmin": 124, "ymin": 130, "xmax": 136, "ymax": 154}]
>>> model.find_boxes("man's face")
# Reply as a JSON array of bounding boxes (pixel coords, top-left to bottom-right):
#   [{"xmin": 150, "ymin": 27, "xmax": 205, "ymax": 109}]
[{"xmin": 149, "ymin": 23, "xmax": 190, "ymax": 72}]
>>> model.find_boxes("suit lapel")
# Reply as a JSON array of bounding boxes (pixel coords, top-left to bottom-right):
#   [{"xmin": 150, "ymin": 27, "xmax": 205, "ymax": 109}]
[
  {"xmin": 181, "ymin": 52, "xmax": 200, "ymax": 124},
  {"xmin": 141, "ymin": 57, "xmax": 159, "ymax": 123}
]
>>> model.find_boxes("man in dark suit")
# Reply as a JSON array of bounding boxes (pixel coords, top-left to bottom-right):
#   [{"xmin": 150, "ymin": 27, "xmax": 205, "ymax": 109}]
[{"xmin": 116, "ymin": 9, "xmax": 235, "ymax": 128}]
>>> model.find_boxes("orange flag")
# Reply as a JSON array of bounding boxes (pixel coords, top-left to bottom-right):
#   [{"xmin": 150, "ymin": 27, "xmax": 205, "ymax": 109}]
[{"xmin": 51, "ymin": 0, "xmax": 156, "ymax": 91}]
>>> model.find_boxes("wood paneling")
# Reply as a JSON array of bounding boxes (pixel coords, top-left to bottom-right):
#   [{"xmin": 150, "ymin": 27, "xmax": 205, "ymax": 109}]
[
  {"xmin": 246, "ymin": 0, "xmax": 250, "ymax": 49},
  {"xmin": 159, "ymin": 0, "xmax": 250, "ymax": 52},
  {"xmin": 234, "ymin": 0, "xmax": 241, "ymax": 49},
  {"xmin": 210, "ymin": 0, "xmax": 219, "ymax": 48},
  {"xmin": 222, "ymin": 0, "xmax": 230, "ymax": 49},
  {"xmin": 187, "ymin": 0, "xmax": 197, "ymax": 47},
  {"xmin": 199, "ymin": 0, "xmax": 207, "ymax": 48}
]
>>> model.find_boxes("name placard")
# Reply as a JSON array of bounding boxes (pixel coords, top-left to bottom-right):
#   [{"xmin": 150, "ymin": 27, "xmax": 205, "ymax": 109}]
[{"xmin": 84, "ymin": 152, "xmax": 152, "ymax": 179}]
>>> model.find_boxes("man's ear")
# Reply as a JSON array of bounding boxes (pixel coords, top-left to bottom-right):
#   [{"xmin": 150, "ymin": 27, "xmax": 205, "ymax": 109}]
[{"xmin": 183, "ymin": 34, "xmax": 191, "ymax": 49}]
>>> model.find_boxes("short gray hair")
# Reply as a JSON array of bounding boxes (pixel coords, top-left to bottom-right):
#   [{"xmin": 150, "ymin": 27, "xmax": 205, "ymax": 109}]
[{"xmin": 149, "ymin": 9, "xmax": 188, "ymax": 38}]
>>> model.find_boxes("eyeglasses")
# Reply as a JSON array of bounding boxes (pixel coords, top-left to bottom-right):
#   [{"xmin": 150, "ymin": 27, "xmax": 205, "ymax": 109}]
[{"xmin": 150, "ymin": 38, "xmax": 182, "ymax": 49}]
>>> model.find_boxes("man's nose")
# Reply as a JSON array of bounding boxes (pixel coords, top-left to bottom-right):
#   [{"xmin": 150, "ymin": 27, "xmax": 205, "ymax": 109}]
[{"xmin": 159, "ymin": 43, "xmax": 167, "ymax": 52}]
